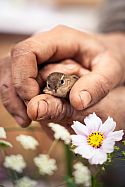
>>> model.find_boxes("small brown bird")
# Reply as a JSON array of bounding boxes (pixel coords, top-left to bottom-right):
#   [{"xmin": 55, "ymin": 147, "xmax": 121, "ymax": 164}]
[{"xmin": 43, "ymin": 72, "xmax": 78, "ymax": 98}]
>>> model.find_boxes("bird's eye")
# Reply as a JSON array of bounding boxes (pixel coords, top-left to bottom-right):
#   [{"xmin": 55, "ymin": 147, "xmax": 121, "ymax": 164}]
[
  {"xmin": 60, "ymin": 79, "xmax": 64, "ymax": 85},
  {"xmin": 47, "ymin": 83, "xmax": 51, "ymax": 88}
]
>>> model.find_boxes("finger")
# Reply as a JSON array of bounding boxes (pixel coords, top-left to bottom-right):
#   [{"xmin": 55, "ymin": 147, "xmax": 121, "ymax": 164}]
[
  {"xmin": 0, "ymin": 57, "xmax": 31, "ymax": 127},
  {"xmin": 83, "ymin": 86, "xmax": 125, "ymax": 130},
  {"xmin": 12, "ymin": 51, "xmax": 39, "ymax": 101},
  {"xmin": 0, "ymin": 84, "xmax": 31, "ymax": 127},
  {"xmin": 11, "ymin": 25, "xmax": 85, "ymax": 101},
  {"xmin": 39, "ymin": 87, "xmax": 125, "ymax": 136},
  {"xmin": 37, "ymin": 59, "xmax": 89, "ymax": 83},
  {"xmin": 27, "ymin": 94, "xmax": 86, "ymax": 126},
  {"xmin": 70, "ymin": 52, "xmax": 123, "ymax": 110},
  {"xmin": 27, "ymin": 94, "xmax": 72, "ymax": 121}
]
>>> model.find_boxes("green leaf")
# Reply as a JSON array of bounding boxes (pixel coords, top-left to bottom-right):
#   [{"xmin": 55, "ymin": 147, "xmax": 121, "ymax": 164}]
[
  {"xmin": 114, "ymin": 146, "xmax": 120, "ymax": 151},
  {"xmin": 64, "ymin": 176, "xmax": 77, "ymax": 187},
  {"xmin": 122, "ymin": 140, "xmax": 125, "ymax": 145},
  {"xmin": 122, "ymin": 151, "xmax": 125, "ymax": 156},
  {"xmin": 0, "ymin": 140, "xmax": 13, "ymax": 149}
]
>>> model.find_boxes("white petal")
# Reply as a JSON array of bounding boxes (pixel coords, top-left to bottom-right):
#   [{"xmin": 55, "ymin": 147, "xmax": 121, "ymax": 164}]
[
  {"xmin": 71, "ymin": 135, "xmax": 87, "ymax": 146},
  {"xmin": 101, "ymin": 139, "xmax": 115, "ymax": 153},
  {"xmin": 71, "ymin": 121, "xmax": 89, "ymax": 136},
  {"xmin": 74, "ymin": 144, "xmax": 93, "ymax": 159},
  {"xmin": 99, "ymin": 117, "xmax": 116, "ymax": 136},
  {"xmin": 84, "ymin": 113, "xmax": 102, "ymax": 133},
  {"xmin": 0, "ymin": 127, "xmax": 6, "ymax": 139},
  {"xmin": 89, "ymin": 149, "xmax": 107, "ymax": 165},
  {"xmin": 106, "ymin": 130, "xmax": 124, "ymax": 141}
]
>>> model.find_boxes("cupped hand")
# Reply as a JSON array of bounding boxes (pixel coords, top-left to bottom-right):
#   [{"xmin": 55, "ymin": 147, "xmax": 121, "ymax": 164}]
[
  {"xmin": 0, "ymin": 57, "xmax": 31, "ymax": 127},
  {"xmin": 27, "ymin": 86, "xmax": 125, "ymax": 136},
  {"xmin": 27, "ymin": 61, "xmax": 125, "ymax": 136},
  {"xmin": 11, "ymin": 25, "xmax": 125, "ymax": 112},
  {"xmin": 1, "ymin": 25, "xmax": 125, "ymax": 127}
]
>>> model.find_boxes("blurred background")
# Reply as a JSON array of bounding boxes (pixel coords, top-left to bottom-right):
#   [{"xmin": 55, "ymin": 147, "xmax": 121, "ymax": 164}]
[
  {"xmin": 0, "ymin": 0, "xmax": 100, "ymax": 35},
  {"xmin": 1, "ymin": 0, "xmax": 124, "ymax": 187},
  {"xmin": 0, "ymin": 0, "xmax": 101, "ymax": 58}
]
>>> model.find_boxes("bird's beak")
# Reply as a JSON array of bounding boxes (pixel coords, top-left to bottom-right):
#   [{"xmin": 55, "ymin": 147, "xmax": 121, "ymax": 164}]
[{"xmin": 43, "ymin": 87, "xmax": 55, "ymax": 95}]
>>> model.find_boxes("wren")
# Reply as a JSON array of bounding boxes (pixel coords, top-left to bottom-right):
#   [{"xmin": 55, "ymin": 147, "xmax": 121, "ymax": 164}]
[{"xmin": 43, "ymin": 72, "xmax": 78, "ymax": 98}]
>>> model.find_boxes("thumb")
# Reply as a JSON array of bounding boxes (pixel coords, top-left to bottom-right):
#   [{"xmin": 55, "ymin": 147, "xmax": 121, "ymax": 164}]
[
  {"xmin": 69, "ymin": 52, "xmax": 124, "ymax": 110},
  {"xmin": 69, "ymin": 72, "xmax": 110, "ymax": 110}
]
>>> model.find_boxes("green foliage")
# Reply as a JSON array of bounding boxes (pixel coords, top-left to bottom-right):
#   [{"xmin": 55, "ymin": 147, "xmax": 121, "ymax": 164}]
[
  {"xmin": 64, "ymin": 176, "xmax": 77, "ymax": 187},
  {"xmin": 114, "ymin": 146, "xmax": 120, "ymax": 151},
  {"xmin": 121, "ymin": 151, "xmax": 125, "ymax": 156}
]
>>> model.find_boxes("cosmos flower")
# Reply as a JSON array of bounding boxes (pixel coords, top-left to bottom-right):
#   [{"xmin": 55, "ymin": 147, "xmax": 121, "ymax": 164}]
[
  {"xmin": 15, "ymin": 176, "xmax": 37, "ymax": 187},
  {"xmin": 71, "ymin": 113, "xmax": 124, "ymax": 165},
  {"xmin": 16, "ymin": 135, "xmax": 39, "ymax": 150},
  {"xmin": 73, "ymin": 162, "xmax": 91, "ymax": 186},
  {"xmin": 48, "ymin": 123, "xmax": 71, "ymax": 144},
  {"xmin": 34, "ymin": 154, "xmax": 57, "ymax": 175},
  {"xmin": 4, "ymin": 154, "xmax": 26, "ymax": 173}
]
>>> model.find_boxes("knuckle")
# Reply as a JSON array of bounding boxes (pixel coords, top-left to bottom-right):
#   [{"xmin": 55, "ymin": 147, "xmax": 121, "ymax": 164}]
[
  {"xmin": 11, "ymin": 43, "xmax": 23, "ymax": 58},
  {"xmin": 2, "ymin": 98, "xmax": 11, "ymax": 108},
  {"xmin": 53, "ymin": 103, "xmax": 62, "ymax": 119},
  {"xmin": 94, "ymin": 74, "xmax": 110, "ymax": 99},
  {"xmin": 11, "ymin": 40, "xmax": 31, "ymax": 58},
  {"xmin": 0, "ymin": 86, "xmax": 11, "ymax": 107},
  {"xmin": 52, "ymin": 25, "xmax": 73, "ymax": 37},
  {"xmin": 53, "ymin": 24, "xmax": 67, "ymax": 31},
  {"xmin": 46, "ymin": 99, "xmax": 65, "ymax": 120},
  {"xmin": 52, "ymin": 100, "xmax": 64, "ymax": 119},
  {"xmin": 54, "ymin": 100, "xmax": 73, "ymax": 120},
  {"xmin": 13, "ymin": 82, "xmax": 22, "ymax": 91},
  {"xmin": 13, "ymin": 82, "xmax": 27, "ymax": 100}
]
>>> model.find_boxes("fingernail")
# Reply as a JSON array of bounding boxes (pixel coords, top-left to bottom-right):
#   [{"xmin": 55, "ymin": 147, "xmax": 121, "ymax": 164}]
[
  {"xmin": 37, "ymin": 100, "xmax": 48, "ymax": 119},
  {"xmin": 79, "ymin": 91, "xmax": 92, "ymax": 109}
]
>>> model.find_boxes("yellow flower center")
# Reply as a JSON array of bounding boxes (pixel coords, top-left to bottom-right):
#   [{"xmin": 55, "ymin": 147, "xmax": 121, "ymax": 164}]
[{"xmin": 87, "ymin": 132, "xmax": 104, "ymax": 148}]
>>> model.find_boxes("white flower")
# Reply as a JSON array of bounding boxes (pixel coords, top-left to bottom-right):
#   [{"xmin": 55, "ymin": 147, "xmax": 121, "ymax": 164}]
[
  {"xmin": 0, "ymin": 140, "xmax": 13, "ymax": 149},
  {"xmin": 71, "ymin": 113, "xmax": 124, "ymax": 165},
  {"xmin": 34, "ymin": 154, "xmax": 57, "ymax": 175},
  {"xmin": 15, "ymin": 176, "xmax": 37, "ymax": 187},
  {"xmin": 4, "ymin": 154, "xmax": 26, "ymax": 173},
  {"xmin": 0, "ymin": 127, "xmax": 6, "ymax": 139},
  {"xmin": 16, "ymin": 135, "xmax": 39, "ymax": 150},
  {"xmin": 48, "ymin": 123, "xmax": 71, "ymax": 144},
  {"xmin": 73, "ymin": 162, "xmax": 91, "ymax": 186}
]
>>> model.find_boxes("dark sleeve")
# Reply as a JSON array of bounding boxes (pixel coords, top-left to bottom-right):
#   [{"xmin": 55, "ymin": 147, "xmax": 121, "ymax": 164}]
[{"xmin": 99, "ymin": 0, "xmax": 125, "ymax": 33}]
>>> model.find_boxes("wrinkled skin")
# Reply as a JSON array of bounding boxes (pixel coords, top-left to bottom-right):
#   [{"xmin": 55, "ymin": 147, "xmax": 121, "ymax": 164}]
[{"xmin": 1, "ymin": 26, "xmax": 125, "ymax": 136}]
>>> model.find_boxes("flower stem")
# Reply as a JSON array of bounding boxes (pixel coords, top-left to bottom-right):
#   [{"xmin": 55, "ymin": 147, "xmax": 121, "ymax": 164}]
[
  {"xmin": 91, "ymin": 175, "xmax": 97, "ymax": 187},
  {"xmin": 64, "ymin": 144, "xmax": 73, "ymax": 177},
  {"xmin": 48, "ymin": 139, "xmax": 58, "ymax": 155},
  {"xmin": 64, "ymin": 144, "xmax": 76, "ymax": 187},
  {"xmin": 91, "ymin": 175, "xmax": 96, "ymax": 187}
]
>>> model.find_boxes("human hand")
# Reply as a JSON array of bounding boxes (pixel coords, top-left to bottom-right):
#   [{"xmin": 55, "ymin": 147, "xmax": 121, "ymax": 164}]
[
  {"xmin": 1, "ymin": 26, "xmax": 125, "ymax": 127},
  {"xmin": 11, "ymin": 25, "xmax": 125, "ymax": 113},
  {"xmin": 0, "ymin": 57, "xmax": 31, "ymax": 127},
  {"xmin": 27, "ymin": 85, "xmax": 125, "ymax": 136}
]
